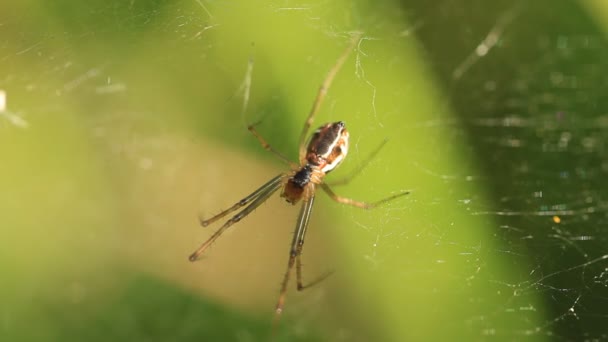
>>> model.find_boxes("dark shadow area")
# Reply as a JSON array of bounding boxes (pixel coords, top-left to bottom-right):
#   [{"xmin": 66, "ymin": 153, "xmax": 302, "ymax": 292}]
[
  {"xmin": 402, "ymin": 0, "xmax": 608, "ymax": 339},
  {"xmin": 2, "ymin": 274, "xmax": 321, "ymax": 342}
]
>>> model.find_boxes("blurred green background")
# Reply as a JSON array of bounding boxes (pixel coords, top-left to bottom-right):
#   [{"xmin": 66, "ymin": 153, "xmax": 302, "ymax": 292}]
[{"xmin": 2, "ymin": 0, "xmax": 608, "ymax": 341}]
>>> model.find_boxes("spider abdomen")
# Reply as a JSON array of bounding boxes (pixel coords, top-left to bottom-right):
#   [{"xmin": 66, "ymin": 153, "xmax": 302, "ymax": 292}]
[{"xmin": 305, "ymin": 121, "xmax": 349, "ymax": 173}]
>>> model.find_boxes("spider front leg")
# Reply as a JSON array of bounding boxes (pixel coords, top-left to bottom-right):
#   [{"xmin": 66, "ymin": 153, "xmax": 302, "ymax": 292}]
[
  {"xmin": 320, "ymin": 183, "xmax": 409, "ymax": 209},
  {"xmin": 298, "ymin": 32, "xmax": 363, "ymax": 162},
  {"xmin": 189, "ymin": 175, "xmax": 283, "ymax": 261},
  {"xmin": 248, "ymin": 122, "xmax": 297, "ymax": 167},
  {"xmin": 197, "ymin": 175, "xmax": 283, "ymax": 228}
]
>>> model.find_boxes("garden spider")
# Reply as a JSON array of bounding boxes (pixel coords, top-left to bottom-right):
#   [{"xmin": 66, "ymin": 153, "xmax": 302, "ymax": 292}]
[{"xmin": 189, "ymin": 33, "xmax": 409, "ymax": 323}]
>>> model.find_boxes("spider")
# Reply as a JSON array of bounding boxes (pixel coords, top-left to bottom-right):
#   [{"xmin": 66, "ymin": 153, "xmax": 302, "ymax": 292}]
[{"xmin": 189, "ymin": 33, "xmax": 409, "ymax": 323}]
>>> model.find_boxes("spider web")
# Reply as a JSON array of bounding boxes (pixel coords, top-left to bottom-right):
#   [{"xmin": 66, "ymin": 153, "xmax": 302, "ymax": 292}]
[{"xmin": 1, "ymin": 0, "xmax": 607, "ymax": 341}]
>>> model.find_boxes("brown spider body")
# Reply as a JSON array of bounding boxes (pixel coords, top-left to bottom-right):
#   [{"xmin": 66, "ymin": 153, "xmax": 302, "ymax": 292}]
[
  {"xmin": 189, "ymin": 33, "xmax": 408, "ymax": 326},
  {"xmin": 282, "ymin": 121, "xmax": 349, "ymax": 204}
]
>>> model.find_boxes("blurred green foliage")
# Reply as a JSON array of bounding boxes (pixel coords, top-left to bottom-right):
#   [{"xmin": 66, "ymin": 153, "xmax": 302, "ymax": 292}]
[{"xmin": 2, "ymin": 0, "xmax": 607, "ymax": 341}]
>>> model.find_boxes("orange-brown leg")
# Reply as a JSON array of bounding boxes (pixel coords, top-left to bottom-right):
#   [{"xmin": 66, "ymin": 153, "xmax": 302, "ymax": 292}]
[
  {"xmin": 247, "ymin": 122, "xmax": 296, "ymax": 167},
  {"xmin": 298, "ymin": 32, "xmax": 363, "ymax": 162},
  {"xmin": 320, "ymin": 183, "xmax": 409, "ymax": 209}
]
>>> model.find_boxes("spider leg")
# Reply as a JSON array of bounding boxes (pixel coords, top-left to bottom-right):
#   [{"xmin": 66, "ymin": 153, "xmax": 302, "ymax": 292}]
[
  {"xmin": 327, "ymin": 138, "xmax": 389, "ymax": 186},
  {"xmin": 189, "ymin": 175, "xmax": 283, "ymax": 261},
  {"xmin": 235, "ymin": 48, "xmax": 293, "ymax": 167},
  {"xmin": 198, "ymin": 175, "xmax": 284, "ymax": 227},
  {"xmin": 248, "ymin": 122, "xmax": 297, "ymax": 168},
  {"xmin": 296, "ymin": 256, "xmax": 333, "ymax": 291},
  {"xmin": 298, "ymin": 32, "xmax": 363, "ymax": 162},
  {"xmin": 238, "ymin": 56, "xmax": 254, "ymax": 126},
  {"xmin": 274, "ymin": 192, "xmax": 316, "ymax": 322},
  {"xmin": 237, "ymin": 53, "xmax": 295, "ymax": 168},
  {"xmin": 320, "ymin": 183, "xmax": 409, "ymax": 209}
]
